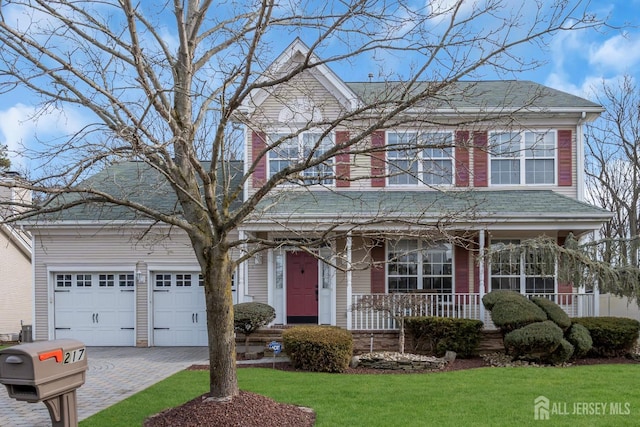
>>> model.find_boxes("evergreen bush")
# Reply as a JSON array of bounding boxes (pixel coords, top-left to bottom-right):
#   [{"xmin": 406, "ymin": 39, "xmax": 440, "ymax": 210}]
[
  {"xmin": 530, "ymin": 296, "xmax": 571, "ymax": 331},
  {"xmin": 572, "ymin": 317, "xmax": 640, "ymax": 357},
  {"xmin": 233, "ymin": 302, "xmax": 276, "ymax": 352},
  {"xmin": 503, "ymin": 320, "xmax": 564, "ymax": 362},
  {"xmin": 482, "ymin": 290, "xmax": 525, "ymax": 311},
  {"xmin": 283, "ymin": 326, "xmax": 353, "ymax": 373},
  {"xmin": 565, "ymin": 323, "xmax": 592, "ymax": 359},
  {"xmin": 405, "ymin": 317, "xmax": 484, "ymax": 358},
  {"xmin": 548, "ymin": 338, "xmax": 575, "ymax": 365},
  {"xmin": 490, "ymin": 297, "xmax": 547, "ymax": 333}
]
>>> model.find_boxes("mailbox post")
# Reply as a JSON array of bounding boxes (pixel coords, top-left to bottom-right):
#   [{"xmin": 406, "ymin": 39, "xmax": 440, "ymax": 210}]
[{"xmin": 0, "ymin": 339, "xmax": 87, "ymax": 427}]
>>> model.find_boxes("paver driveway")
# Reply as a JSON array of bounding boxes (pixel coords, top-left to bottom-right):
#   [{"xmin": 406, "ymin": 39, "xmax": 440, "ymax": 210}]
[{"xmin": 0, "ymin": 346, "xmax": 209, "ymax": 427}]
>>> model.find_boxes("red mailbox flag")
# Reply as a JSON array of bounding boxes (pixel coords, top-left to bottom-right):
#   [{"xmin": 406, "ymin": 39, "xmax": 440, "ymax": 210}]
[{"xmin": 38, "ymin": 349, "xmax": 63, "ymax": 363}]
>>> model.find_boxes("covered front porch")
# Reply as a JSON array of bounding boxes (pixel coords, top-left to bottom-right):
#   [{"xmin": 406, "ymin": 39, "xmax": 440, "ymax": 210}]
[
  {"xmin": 349, "ymin": 291, "xmax": 598, "ymax": 330},
  {"xmin": 243, "ymin": 188, "xmax": 611, "ymax": 330}
]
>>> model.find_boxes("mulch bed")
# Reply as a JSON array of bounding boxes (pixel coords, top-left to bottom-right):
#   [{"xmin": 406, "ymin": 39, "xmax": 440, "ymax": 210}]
[{"xmin": 146, "ymin": 355, "xmax": 638, "ymax": 426}]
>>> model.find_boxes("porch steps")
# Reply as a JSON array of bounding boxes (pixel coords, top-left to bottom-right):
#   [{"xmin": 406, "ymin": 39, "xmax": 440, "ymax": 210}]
[
  {"xmin": 235, "ymin": 328, "xmax": 505, "ymax": 355},
  {"xmin": 235, "ymin": 328, "xmax": 284, "ymax": 352},
  {"xmin": 477, "ymin": 330, "xmax": 504, "ymax": 354}
]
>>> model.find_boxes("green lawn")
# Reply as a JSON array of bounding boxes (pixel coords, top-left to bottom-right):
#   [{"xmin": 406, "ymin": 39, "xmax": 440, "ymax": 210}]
[{"xmin": 80, "ymin": 365, "xmax": 640, "ymax": 427}]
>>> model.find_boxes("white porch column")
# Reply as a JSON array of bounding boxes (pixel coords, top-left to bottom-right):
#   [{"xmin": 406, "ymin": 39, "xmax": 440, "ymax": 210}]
[
  {"xmin": 593, "ymin": 281, "xmax": 600, "ymax": 317},
  {"xmin": 346, "ymin": 232, "xmax": 353, "ymax": 330},
  {"xmin": 238, "ymin": 230, "xmax": 246, "ymax": 304},
  {"xmin": 479, "ymin": 230, "xmax": 486, "ymax": 323}
]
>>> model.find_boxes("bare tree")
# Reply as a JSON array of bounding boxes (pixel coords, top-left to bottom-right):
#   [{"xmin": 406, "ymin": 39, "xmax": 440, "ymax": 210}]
[
  {"xmin": 586, "ymin": 76, "xmax": 640, "ymax": 268},
  {"xmin": 0, "ymin": 0, "xmax": 605, "ymax": 400},
  {"xmin": 352, "ymin": 293, "xmax": 433, "ymax": 354},
  {"xmin": 0, "ymin": 145, "xmax": 9, "ymax": 170}
]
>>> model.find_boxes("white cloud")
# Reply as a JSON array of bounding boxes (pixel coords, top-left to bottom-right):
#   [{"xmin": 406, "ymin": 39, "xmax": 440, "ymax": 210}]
[
  {"xmin": 589, "ymin": 33, "xmax": 640, "ymax": 73},
  {"xmin": 429, "ymin": 0, "xmax": 476, "ymax": 17},
  {"xmin": 0, "ymin": 104, "xmax": 86, "ymax": 168}
]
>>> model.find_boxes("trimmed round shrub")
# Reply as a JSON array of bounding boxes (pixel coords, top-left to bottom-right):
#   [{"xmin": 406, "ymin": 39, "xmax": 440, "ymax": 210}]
[
  {"xmin": 405, "ymin": 317, "xmax": 484, "ymax": 358},
  {"xmin": 490, "ymin": 297, "xmax": 548, "ymax": 333},
  {"xmin": 482, "ymin": 290, "xmax": 526, "ymax": 311},
  {"xmin": 283, "ymin": 326, "xmax": 353, "ymax": 373},
  {"xmin": 548, "ymin": 338, "xmax": 575, "ymax": 365},
  {"xmin": 504, "ymin": 320, "xmax": 564, "ymax": 362},
  {"xmin": 233, "ymin": 302, "xmax": 276, "ymax": 335},
  {"xmin": 530, "ymin": 297, "xmax": 571, "ymax": 331},
  {"xmin": 565, "ymin": 323, "xmax": 592, "ymax": 359},
  {"xmin": 234, "ymin": 302, "xmax": 276, "ymax": 352},
  {"xmin": 572, "ymin": 317, "xmax": 640, "ymax": 357}
]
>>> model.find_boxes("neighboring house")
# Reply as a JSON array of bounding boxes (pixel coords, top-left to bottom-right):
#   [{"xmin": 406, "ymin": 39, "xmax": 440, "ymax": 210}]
[
  {"xmin": 599, "ymin": 295, "xmax": 640, "ymax": 321},
  {"xmin": 25, "ymin": 40, "xmax": 611, "ymax": 346},
  {"xmin": 0, "ymin": 172, "xmax": 33, "ymax": 340}
]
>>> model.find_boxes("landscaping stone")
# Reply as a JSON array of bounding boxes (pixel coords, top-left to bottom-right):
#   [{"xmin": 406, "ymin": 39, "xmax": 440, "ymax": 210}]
[
  {"xmin": 357, "ymin": 351, "xmax": 446, "ymax": 371},
  {"xmin": 444, "ymin": 351, "xmax": 457, "ymax": 364},
  {"xmin": 350, "ymin": 355, "xmax": 360, "ymax": 368}
]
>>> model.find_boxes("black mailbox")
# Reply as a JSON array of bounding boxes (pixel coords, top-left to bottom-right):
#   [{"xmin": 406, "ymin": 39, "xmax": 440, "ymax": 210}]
[{"xmin": 0, "ymin": 339, "xmax": 87, "ymax": 403}]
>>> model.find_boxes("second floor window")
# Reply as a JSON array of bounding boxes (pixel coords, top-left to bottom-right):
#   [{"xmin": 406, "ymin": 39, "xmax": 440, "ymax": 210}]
[
  {"xmin": 268, "ymin": 132, "xmax": 334, "ymax": 184},
  {"xmin": 490, "ymin": 131, "xmax": 556, "ymax": 185},
  {"xmin": 388, "ymin": 131, "xmax": 454, "ymax": 186}
]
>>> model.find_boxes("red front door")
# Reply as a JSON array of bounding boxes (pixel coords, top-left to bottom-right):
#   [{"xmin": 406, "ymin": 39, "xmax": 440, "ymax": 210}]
[{"xmin": 286, "ymin": 251, "xmax": 318, "ymax": 324}]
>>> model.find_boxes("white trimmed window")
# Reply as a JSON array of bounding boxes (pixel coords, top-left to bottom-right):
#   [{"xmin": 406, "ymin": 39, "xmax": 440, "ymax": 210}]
[
  {"xmin": 388, "ymin": 131, "xmax": 454, "ymax": 186},
  {"xmin": 268, "ymin": 132, "xmax": 334, "ymax": 184},
  {"xmin": 55, "ymin": 273, "xmax": 134, "ymax": 288},
  {"xmin": 489, "ymin": 240, "xmax": 555, "ymax": 294},
  {"xmin": 490, "ymin": 130, "xmax": 556, "ymax": 185},
  {"xmin": 387, "ymin": 240, "xmax": 453, "ymax": 293}
]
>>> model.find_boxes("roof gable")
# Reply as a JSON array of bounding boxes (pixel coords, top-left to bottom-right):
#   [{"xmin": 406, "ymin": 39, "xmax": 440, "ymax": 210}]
[{"xmin": 245, "ymin": 38, "xmax": 360, "ymax": 114}]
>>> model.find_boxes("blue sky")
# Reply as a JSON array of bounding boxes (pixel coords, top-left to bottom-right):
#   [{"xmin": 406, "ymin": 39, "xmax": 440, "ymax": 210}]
[{"xmin": 0, "ymin": 1, "xmax": 638, "ymax": 172}]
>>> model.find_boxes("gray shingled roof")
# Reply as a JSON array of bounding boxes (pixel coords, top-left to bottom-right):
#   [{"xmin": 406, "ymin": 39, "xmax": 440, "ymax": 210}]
[
  {"xmin": 35, "ymin": 159, "xmax": 610, "ymax": 228},
  {"xmin": 37, "ymin": 160, "xmax": 244, "ymax": 222},
  {"xmin": 346, "ymin": 81, "xmax": 602, "ymax": 111},
  {"xmin": 252, "ymin": 189, "xmax": 611, "ymax": 222}
]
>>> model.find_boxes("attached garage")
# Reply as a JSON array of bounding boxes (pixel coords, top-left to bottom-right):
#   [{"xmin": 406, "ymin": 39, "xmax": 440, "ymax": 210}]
[
  {"xmin": 152, "ymin": 272, "xmax": 208, "ymax": 346},
  {"xmin": 151, "ymin": 271, "xmax": 238, "ymax": 346},
  {"xmin": 53, "ymin": 272, "xmax": 135, "ymax": 346}
]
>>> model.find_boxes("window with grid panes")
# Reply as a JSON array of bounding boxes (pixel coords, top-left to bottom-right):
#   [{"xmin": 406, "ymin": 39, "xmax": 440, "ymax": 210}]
[
  {"xmin": 387, "ymin": 131, "xmax": 454, "ymax": 186},
  {"xmin": 267, "ymin": 132, "xmax": 334, "ymax": 184},
  {"xmin": 388, "ymin": 240, "xmax": 453, "ymax": 293},
  {"xmin": 490, "ymin": 240, "xmax": 555, "ymax": 294},
  {"xmin": 76, "ymin": 274, "xmax": 92, "ymax": 287},
  {"xmin": 155, "ymin": 274, "xmax": 172, "ymax": 287},
  {"xmin": 119, "ymin": 274, "xmax": 134, "ymax": 287},
  {"xmin": 490, "ymin": 131, "xmax": 556, "ymax": 185},
  {"xmin": 99, "ymin": 274, "xmax": 115, "ymax": 287},
  {"xmin": 176, "ymin": 274, "xmax": 192, "ymax": 287}
]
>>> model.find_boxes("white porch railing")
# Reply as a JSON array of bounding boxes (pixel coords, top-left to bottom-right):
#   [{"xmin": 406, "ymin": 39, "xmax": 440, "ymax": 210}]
[{"xmin": 349, "ymin": 293, "xmax": 596, "ymax": 330}]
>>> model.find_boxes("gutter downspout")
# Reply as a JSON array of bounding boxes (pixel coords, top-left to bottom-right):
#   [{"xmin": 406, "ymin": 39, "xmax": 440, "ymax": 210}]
[
  {"xmin": 346, "ymin": 233, "xmax": 353, "ymax": 330},
  {"xmin": 479, "ymin": 230, "xmax": 486, "ymax": 324},
  {"xmin": 577, "ymin": 111, "xmax": 586, "ymax": 202}
]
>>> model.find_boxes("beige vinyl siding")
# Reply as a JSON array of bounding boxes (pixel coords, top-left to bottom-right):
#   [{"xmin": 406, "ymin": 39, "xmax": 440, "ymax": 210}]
[
  {"xmin": 0, "ymin": 231, "xmax": 32, "ymax": 335},
  {"xmin": 257, "ymin": 71, "xmax": 346, "ymax": 124},
  {"xmin": 247, "ymin": 258, "xmax": 268, "ymax": 304},
  {"xmin": 31, "ymin": 226, "xmax": 238, "ymax": 345}
]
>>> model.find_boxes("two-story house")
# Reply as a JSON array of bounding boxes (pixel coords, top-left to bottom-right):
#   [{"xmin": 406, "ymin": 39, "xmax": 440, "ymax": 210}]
[
  {"xmin": 0, "ymin": 172, "xmax": 33, "ymax": 340},
  {"xmin": 24, "ymin": 40, "xmax": 610, "ymax": 346},
  {"xmin": 240, "ymin": 40, "xmax": 610, "ymax": 331}
]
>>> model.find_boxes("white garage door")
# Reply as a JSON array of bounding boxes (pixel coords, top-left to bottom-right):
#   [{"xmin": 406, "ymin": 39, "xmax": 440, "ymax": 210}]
[
  {"xmin": 153, "ymin": 272, "xmax": 208, "ymax": 346},
  {"xmin": 54, "ymin": 272, "xmax": 135, "ymax": 346}
]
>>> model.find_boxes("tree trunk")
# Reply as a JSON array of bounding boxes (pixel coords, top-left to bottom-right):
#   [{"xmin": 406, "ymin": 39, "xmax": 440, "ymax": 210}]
[{"xmin": 202, "ymin": 243, "xmax": 239, "ymax": 400}]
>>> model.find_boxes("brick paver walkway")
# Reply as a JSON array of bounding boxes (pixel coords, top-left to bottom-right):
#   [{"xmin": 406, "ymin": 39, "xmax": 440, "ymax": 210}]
[{"xmin": 0, "ymin": 347, "xmax": 208, "ymax": 427}]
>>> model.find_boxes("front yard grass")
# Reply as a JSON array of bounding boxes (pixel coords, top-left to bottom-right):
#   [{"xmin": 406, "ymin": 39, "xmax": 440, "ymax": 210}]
[{"xmin": 80, "ymin": 364, "xmax": 640, "ymax": 427}]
